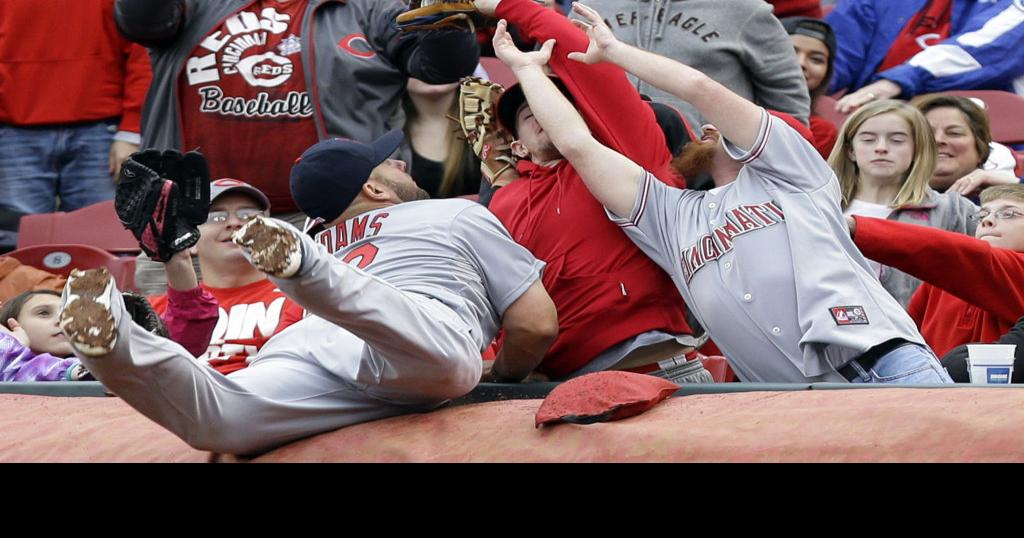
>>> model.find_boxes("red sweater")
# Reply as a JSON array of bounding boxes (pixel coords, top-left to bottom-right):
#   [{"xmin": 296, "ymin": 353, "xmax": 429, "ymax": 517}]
[
  {"xmin": 809, "ymin": 115, "xmax": 838, "ymax": 160},
  {"xmin": 853, "ymin": 216, "xmax": 1024, "ymax": 357},
  {"xmin": 768, "ymin": 0, "xmax": 824, "ymax": 19},
  {"xmin": 490, "ymin": 0, "xmax": 692, "ymax": 379},
  {"xmin": 0, "ymin": 0, "xmax": 151, "ymax": 132}
]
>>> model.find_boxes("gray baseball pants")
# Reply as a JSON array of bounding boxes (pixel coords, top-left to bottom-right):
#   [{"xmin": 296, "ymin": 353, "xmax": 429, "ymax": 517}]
[{"xmin": 74, "ymin": 245, "xmax": 482, "ymax": 455}]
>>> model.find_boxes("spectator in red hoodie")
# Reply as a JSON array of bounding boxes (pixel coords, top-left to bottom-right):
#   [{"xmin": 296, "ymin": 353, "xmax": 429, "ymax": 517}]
[
  {"xmin": 479, "ymin": 0, "xmax": 709, "ymax": 384},
  {"xmin": 0, "ymin": 0, "xmax": 151, "ymax": 240},
  {"xmin": 849, "ymin": 184, "xmax": 1024, "ymax": 359}
]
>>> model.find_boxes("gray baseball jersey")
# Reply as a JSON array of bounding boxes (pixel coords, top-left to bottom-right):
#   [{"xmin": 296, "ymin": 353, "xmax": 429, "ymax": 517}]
[
  {"xmin": 609, "ymin": 110, "xmax": 925, "ymax": 383},
  {"xmin": 308, "ymin": 198, "xmax": 545, "ymax": 349}
]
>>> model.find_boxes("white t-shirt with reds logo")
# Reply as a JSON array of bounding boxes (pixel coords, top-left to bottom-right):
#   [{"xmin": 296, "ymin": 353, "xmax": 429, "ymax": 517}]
[
  {"xmin": 179, "ymin": 0, "xmax": 317, "ymax": 212},
  {"xmin": 149, "ymin": 279, "xmax": 305, "ymax": 375}
]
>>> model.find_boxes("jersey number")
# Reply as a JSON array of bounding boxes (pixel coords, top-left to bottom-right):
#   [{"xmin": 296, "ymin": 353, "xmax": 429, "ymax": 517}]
[{"xmin": 343, "ymin": 243, "xmax": 379, "ymax": 269}]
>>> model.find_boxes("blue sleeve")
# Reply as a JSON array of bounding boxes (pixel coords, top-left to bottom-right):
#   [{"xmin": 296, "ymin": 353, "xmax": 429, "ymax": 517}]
[
  {"xmin": 827, "ymin": 0, "xmax": 878, "ymax": 93},
  {"xmin": 877, "ymin": 1, "xmax": 1024, "ymax": 96}
]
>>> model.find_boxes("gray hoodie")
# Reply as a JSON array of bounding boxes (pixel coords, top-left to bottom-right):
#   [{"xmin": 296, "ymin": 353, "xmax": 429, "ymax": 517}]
[{"xmin": 578, "ymin": 0, "xmax": 810, "ymax": 128}]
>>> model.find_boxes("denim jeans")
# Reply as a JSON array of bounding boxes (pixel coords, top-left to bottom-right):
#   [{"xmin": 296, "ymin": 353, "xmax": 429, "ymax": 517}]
[
  {"xmin": 0, "ymin": 120, "xmax": 118, "ymax": 214},
  {"xmin": 849, "ymin": 343, "xmax": 953, "ymax": 384}
]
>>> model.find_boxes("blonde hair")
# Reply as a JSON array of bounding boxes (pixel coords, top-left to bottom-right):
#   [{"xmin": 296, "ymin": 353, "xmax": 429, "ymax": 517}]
[
  {"xmin": 828, "ymin": 100, "xmax": 936, "ymax": 209},
  {"xmin": 402, "ymin": 93, "xmax": 473, "ymax": 198},
  {"xmin": 980, "ymin": 184, "xmax": 1024, "ymax": 205}
]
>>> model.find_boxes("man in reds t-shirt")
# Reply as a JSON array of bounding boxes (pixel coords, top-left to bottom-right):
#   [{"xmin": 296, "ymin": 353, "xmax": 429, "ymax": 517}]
[
  {"xmin": 149, "ymin": 179, "xmax": 304, "ymax": 375},
  {"xmin": 118, "ymin": 0, "xmax": 479, "ymax": 295}
]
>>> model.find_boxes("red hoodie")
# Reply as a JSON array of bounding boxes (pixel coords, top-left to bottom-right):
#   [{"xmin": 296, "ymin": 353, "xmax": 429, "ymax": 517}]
[
  {"xmin": 489, "ymin": 0, "xmax": 693, "ymax": 379},
  {"xmin": 853, "ymin": 216, "xmax": 1024, "ymax": 357},
  {"xmin": 769, "ymin": 0, "xmax": 824, "ymax": 19},
  {"xmin": 0, "ymin": 0, "xmax": 151, "ymax": 133}
]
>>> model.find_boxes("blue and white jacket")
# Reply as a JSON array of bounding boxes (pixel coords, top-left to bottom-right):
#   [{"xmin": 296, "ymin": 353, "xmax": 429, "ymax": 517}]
[{"xmin": 827, "ymin": 0, "xmax": 1024, "ymax": 97}]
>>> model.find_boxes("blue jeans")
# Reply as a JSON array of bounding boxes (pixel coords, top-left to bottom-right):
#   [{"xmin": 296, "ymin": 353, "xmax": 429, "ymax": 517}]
[
  {"xmin": 849, "ymin": 343, "xmax": 953, "ymax": 384},
  {"xmin": 0, "ymin": 120, "xmax": 118, "ymax": 214}
]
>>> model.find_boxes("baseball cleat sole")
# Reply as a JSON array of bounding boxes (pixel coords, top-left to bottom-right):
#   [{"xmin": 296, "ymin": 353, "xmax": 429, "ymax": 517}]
[
  {"xmin": 60, "ymin": 268, "xmax": 117, "ymax": 357},
  {"xmin": 232, "ymin": 216, "xmax": 302, "ymax": 278}
]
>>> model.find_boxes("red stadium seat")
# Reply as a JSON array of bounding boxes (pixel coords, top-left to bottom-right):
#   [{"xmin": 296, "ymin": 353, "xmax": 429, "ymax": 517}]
[
  {"xmin": 946, "ymin": 90, "xmax": 1024, "ymax": 145},
  {"xmin": 813, "ymin": 95, "xmax": 849, "ymax": 131},
  {"xmin": 699, "ymin": 355, "xmax": 737, "ymax": 383},
  {"xmin": 480, "ymin": 56, "xmax": 517, "ymax": 89},
  {"xmin": 16, "ymin": 200, "xmax": 139, "ymax": 255},
  {"xmin": 6, "ymin": 244, "xmax": 136, "ymax": 291}
]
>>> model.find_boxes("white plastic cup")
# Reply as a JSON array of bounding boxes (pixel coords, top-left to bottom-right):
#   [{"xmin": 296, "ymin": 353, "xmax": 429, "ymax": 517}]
[{"xmin": 967, "ymin": 344, "xmax": 1016, "ymax": 384}]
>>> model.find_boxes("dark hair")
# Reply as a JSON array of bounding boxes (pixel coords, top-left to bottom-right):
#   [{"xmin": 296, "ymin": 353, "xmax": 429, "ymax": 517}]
[
  {"xmin": 911, "ymin": 93, "xmax": 993, "ymax": 165},
  {"xmin": 782, "ymin": 16, "xmax": 837, "ymax": 102},
  {"xmin": 0, "ymin": 290, "xmax": 61, "ymax": 328}
]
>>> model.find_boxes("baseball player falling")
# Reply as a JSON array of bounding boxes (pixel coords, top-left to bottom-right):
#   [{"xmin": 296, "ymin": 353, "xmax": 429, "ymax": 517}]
[
  {"xmin": 58, "ymin": 130, "xmax": 557, "ymax": 455},
  {"xmin": 492, "ymin": 3, "xmax": 951, "ymax": 384}
]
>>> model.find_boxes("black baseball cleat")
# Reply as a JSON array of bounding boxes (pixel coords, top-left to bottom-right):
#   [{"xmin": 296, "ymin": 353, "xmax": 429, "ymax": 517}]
[
  {"xmin": 232, "ymin": 216, "xmax": 302, "ymax": 278},
  {"xmin": 59, "ymin": 268, "xmax": 118, "ymax": 357}
]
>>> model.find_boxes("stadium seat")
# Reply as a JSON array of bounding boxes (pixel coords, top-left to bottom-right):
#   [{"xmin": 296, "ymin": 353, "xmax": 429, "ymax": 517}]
[
  {"xmin": 946, "ymin": 90, "xmax": 1024, "ymax": 145},
  {"xmin": 16, "ymin": 200, "xmax": 139, "ymax": 255},
  {"xmin": 699, "ymin": 355, "xmax": 737, "ymax": 383},
  {"xmin": 813, "ymin": 95, "xmax": 849, "ymax": 130},
  {"xmin": 6, "ymin": 244, "xmax": 137, "ymax": 291},
  {"xmin": 480, "ymin": 56, "xmax": 517, "ymax": 89},
  {"xmin": 1015, "ymin": 151, "xmax": 1024, "ymax": 178}
]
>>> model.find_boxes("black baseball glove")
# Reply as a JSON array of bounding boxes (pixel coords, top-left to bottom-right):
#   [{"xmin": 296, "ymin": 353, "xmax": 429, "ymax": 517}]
[{"xmin": 115, "ymin": 149, "xmax": 211, "ymax": 262}]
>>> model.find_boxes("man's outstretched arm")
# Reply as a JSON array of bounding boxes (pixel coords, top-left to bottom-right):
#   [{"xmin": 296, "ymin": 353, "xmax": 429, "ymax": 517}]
[
  {"xmin": 568, "ymin": 2, "xmax": 762, "ymax": 151},
  {"xmin": 492, "ymin": 20, "xmax": 644, "ymax": 218}
]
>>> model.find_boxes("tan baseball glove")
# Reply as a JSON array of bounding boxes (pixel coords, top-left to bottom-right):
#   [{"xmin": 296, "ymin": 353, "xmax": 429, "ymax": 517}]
[
  {"xmin": 396, "ymin": 1, "xmax": 488, "ymax": 32},
  {"xmin": 451, "ymin": 76, "xmax": 517, "ymax": 182}
]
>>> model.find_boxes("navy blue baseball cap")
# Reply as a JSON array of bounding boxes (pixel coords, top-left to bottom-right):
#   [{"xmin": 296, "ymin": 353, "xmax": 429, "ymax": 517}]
[{"xmin": 290, "ymin": 129, "xmax": 405, "ymax": 223}]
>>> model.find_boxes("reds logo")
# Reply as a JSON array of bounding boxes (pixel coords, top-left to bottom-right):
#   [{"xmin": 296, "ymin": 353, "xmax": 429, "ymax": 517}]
[{"xmin": 338, "ymin": 34, "xmax": 377, "ymax": 59}]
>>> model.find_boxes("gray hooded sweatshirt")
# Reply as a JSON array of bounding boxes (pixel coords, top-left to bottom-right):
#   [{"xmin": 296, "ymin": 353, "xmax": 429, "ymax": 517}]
[{"xmin": 579, "ymin": 0, "xmax": 810, "ymax": 128}]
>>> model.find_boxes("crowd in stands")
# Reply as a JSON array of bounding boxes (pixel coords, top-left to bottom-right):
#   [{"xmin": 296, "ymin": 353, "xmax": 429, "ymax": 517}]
[{"xmin": 3, "ymin": 0, "xmax": 1024, "ymax": 399}]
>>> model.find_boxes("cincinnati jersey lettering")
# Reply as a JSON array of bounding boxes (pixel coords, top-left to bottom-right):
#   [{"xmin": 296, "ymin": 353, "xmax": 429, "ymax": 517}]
[
  {"xmin": 185, "ymin": 7, "xmax": 313, "ymax": 119},
  {"xmin": 680, "ymin": 200, "xmax": 785, "ymax": 282}
]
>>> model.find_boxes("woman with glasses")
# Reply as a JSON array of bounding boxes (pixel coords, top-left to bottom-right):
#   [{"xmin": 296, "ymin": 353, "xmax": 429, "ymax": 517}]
[{"xmin": 829, "ymin": 99, "xmax": 978, "ymax": 307}]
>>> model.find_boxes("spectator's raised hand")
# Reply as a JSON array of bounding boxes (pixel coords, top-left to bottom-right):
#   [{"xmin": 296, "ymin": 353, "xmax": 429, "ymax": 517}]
[
  {"xmin": 492, "ymin": 19, "xmax": 554, "ymax": 72},
  {"xmin": 835, "ymin": 79, "xmax": 901, "ymax": 114},
  {"xmin": 2, "ymin": 318, "xmax": 30, "ymax": 348},
  {"xmin": 947, "ymin": 170, "xmax": 1020, "ymax": 199},
  {"xmin": 567, "ymin": 2, "xmax": 621, "ymax": 65}
]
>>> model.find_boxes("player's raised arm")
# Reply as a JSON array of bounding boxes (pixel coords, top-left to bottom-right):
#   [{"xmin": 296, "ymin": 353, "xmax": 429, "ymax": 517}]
[
  {"xmin": 569, "ymin": 2, "xmax": 763, "ymax": 151},
  {"xmin": 492, "ymin": 20, "xmax": 644, "ymax": 218}
]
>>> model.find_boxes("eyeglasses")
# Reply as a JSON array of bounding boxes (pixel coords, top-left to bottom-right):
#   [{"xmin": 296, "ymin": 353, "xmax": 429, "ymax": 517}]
[
  {"xmin": 969, "ymin": 208, "xmax": 1024, "ymax": 222},
  {"xmin": 206, "ymin": 208, "xmax": 263, "ymax": 224}
]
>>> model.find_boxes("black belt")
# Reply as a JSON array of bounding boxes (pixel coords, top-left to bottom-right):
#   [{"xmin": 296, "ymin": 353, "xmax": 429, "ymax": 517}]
[{"xmin": 838, "ymin": 338, "xmax": 912, "ymax": 381}]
